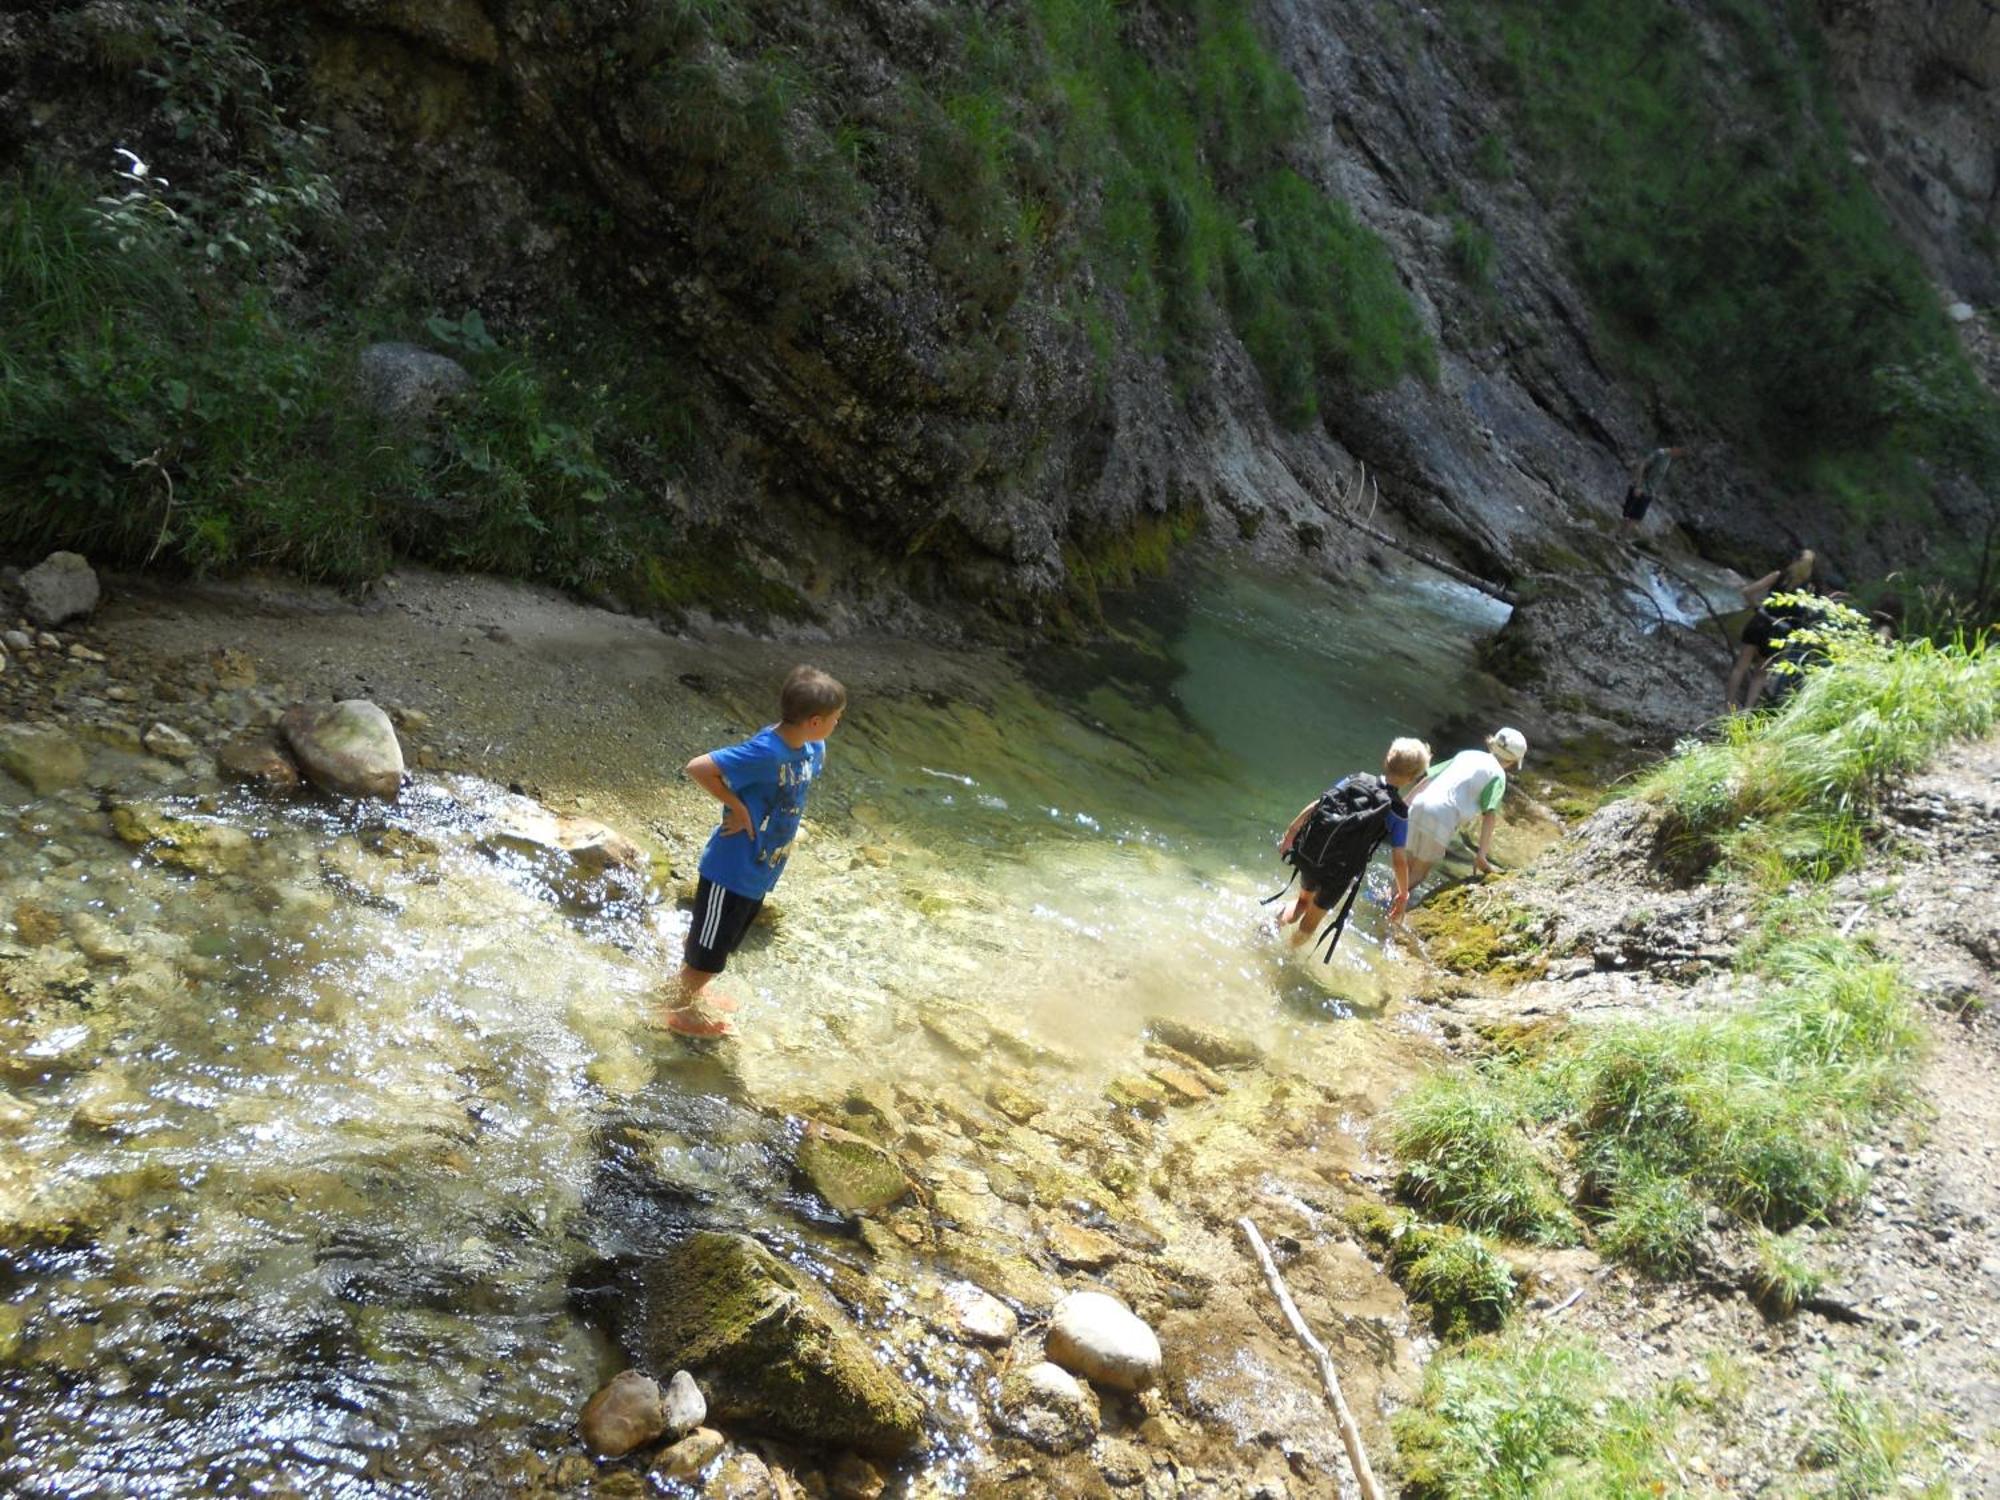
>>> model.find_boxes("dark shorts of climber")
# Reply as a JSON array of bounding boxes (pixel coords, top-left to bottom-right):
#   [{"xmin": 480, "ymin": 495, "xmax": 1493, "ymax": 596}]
[{"xmin": 1621, "ymin": 484, "xmax": 1653, "ymax": 523}]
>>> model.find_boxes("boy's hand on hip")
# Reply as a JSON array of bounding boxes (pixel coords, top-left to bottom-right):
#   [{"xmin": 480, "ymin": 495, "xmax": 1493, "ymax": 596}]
[{"xmin": 720, "ymin": 803, "xmax": 753, "ymax": 838}]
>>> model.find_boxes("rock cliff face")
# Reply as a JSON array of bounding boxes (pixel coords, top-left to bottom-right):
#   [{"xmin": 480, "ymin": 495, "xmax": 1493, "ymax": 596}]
[{"xmin": 1, "ymin": 1, "xmax": 1992, "ymax": 645}]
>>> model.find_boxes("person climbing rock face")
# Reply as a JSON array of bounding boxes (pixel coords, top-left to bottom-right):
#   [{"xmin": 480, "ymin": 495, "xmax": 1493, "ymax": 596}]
[
  {"xmin": 1622, "ymin": 445, "xmax": 1685, "ymax": 534},
  {"xmin": 659, "ymin": 664, "xmax": 846, "ymax": 1037},
  {"xmin": 1726, "ymin": 549, "xmax": 1815, "ymax": 712}
]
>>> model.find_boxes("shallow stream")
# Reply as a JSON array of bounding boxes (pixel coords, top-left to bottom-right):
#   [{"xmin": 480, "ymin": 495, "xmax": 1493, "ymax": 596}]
[{"xmin": 0, "ymin": 563, "xmax": 1508, "ymax": 1496}]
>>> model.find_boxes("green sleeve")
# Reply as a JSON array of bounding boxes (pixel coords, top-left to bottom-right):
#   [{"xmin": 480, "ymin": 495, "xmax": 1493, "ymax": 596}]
[{"xmin": 1479, "ymin": 772, "xmax": 1507, "ymax": 814}]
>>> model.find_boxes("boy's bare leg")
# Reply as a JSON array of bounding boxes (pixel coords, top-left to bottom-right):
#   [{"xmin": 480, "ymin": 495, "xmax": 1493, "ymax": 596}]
[{"xmin": 1288, "ymin": 901, "xmax": 1328, "ymax": 947}]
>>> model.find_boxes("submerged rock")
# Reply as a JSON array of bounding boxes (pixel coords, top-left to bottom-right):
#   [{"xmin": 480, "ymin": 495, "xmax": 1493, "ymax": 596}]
[
  {"xmin": 579, "ymin": 1369, "xmax": 670, "ymax": 1458},
  {"xmin": 140, "ymin": 723, "xmax": 199, "ymax": 762},
  {"xmin": 632, "ymin": 1230, "xmax": 926, "ymax": 1458},
  {"xmin": 826, "ymin": 1452, "xmax": 888, "ymax": 1500},
  {"xmin": 1144, "ymin": 1016, "xmax": 1264, "ymax": 1069},
  {"xmin": 1045, "ymin": 1291, "xmax": 1162, "ymax": 1393},
  {"xmin": 795, "ymin": 1120, "xmax": 909, "ymax": 1215},
  {"xmin": 477, "ymin": 800, "xmax": 646, "ymax": 903},
  {"xmin": 281, "ymin": 701, "xmax": 404, "ymax": 799},
  {"xmin": 20, "ymin": 552, "xmax": 99, "ymax": 626},
  {"xmin": 218, "ymin": 730, "xmax": 303, "ymax": 790},
  {"xmin": 110, "ymin": 803, "xmax": 252, "ymax": 877},
  {"xmin": 0, "ymin": 725, "xmax": 86, "ymax": 795}
]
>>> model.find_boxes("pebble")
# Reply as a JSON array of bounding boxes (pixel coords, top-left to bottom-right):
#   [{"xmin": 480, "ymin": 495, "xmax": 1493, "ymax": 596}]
[
  {"xmin": 66, "ymin": 643, "xmax": 107, "ymax": 663},
  {"xmin": 141, "ymin": 724, "xmax": 199, "ymax": 761},
  {"xmin": 578, "ymin": 1370, "xmax": 669, "ymax": 1458},
  {"xmin": 3, "ymin": 630, "xmax": 31, "ymax": 653},
  {"xmin": 662, "ymin": 1368, "xmax": 706, "ymax": 1437},
  {"xmin": 35, "ymin": 632, "xmax": 59, "ymax": 649}
]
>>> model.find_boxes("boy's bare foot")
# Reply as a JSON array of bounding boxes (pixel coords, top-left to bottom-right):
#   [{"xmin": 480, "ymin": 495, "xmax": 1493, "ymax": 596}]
[{"xmin": 660, "ymin": 1006, "xmax": 734, "ymax": 1038}]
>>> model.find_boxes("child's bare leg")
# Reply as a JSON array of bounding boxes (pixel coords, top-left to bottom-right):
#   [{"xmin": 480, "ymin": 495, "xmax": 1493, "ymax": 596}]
[
  {"xmin": 658, "ymin": 965, "xmax": 737, "ymax": 1033},
  {"xmin": 1276, "ymin": 891, "xmax": 1311, "ymax": 930},
  {"xmin": 1288, "ymin": 900, "xmax": 1329, "ymax": 947}
]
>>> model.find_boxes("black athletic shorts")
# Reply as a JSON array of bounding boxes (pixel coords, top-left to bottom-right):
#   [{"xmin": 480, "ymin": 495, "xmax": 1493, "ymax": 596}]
[
  {"xmin": 1621, "ymin": 485, "xmax": 1652, "ymax": 522},
  {"xmin": 684, "ymin": 876, "xmax": 764, "ymax": 974}
]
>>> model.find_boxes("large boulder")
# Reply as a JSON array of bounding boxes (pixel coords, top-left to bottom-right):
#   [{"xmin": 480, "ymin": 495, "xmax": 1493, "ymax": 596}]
[
  {"xmin": 631, "ymin": 1231, "xmax": 926, "ymax": 1459},
  {"xmin": 280, "ymin": 701, "xmax": 404, "ymax": 799},
  {"xmin": 794, "ymin": 1121, "xmax": 908, "ymax": 1215},
  {"xmin": 20, "ymin": 552, "xmax": 99, "ymax": 626},
  {"xmin": 1044, "ymin": 1291, "xmax": 1162, "ymax": 1393},
  {"xmin": 0, "ymin": 724, "xmax": 86, "ymax": 795},
  {"xmin": 355, "ymin": 342, "xmax": 472, "ymax": 423}
]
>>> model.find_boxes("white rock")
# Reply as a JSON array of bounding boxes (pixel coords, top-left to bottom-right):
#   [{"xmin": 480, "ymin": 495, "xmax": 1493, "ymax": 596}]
[
  {"xmin": 35, "ymin": 632, "xmax": 59, "ymax": 650},
  {"xmin": 3, "ymin": 631, "xmax": 31, "ymax": 653},
  {"xmin": 66, "ymin": 643, "xmax": 106, "ymax": 663},
  {"xmin": 21, "ymin": 552, "xmax": 99, "ymax": 627},
  {"xmin": 942, "ymin": 1281, "xmax": 1019, "ymax": 1346},
  {"xmin": 1947, "ymin": 301, "xmax": 1976, "ymax": 323},
  {"xmin": 663, "ymin": 1369, "xmax": 706, "ymax": 1437},
  {"xmin": 1045, "ymin": 1290, "xmax": 1162, "ymax": 1392}
]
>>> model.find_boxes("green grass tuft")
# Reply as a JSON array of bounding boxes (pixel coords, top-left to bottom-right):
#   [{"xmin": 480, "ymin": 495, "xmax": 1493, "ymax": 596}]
[
  {"xmin": 1640, "ymin": 625, "xmax": 2000, "ymax": 887},
  {"xmin": 1346, "ymin": 1204, "xmax": 1518, "ymax": 1340},
  {"xmin": 1393, "ymin": 1332, "xmax": 1694, "ymax": 1499},
  {"xmin": 1388, "ymin": 1068, "xmax": 1579, "ymax": 1244},
  {"xmin": 1799, "ymin": 1374, "xmax": 1953, "ymax": 1497}
]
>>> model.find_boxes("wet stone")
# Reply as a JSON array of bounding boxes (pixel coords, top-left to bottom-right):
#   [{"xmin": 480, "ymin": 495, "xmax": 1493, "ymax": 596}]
[
  {"xmin": 579, "ymin": 1369, "xmax": 669, "ymax": 1457},
  {"xmin": 1047, "ymin": 1221, "xmax": 1122, "ymax": 1269},
  {"xmin": 218, "ymin": 730, "xmax": 302, "ymax": 790},
  {"xmin": 939, "ymin": 1280, "xmax": 1019, "ymax": 1346},
  {"xmin": 1145, "ymin": 1065, "xmax": 1212, "ymax": 1105},
  {"xmin": 651, "ymin": 1426, "xmax": 725, "ymax": 1481},
  {"xmin": 827, "ymin": 1452, "xmax": 887, "ymax": 1500},
  {"xmin": 998, "ymin": 1361, "xmax": 1098, "ymax": 1454},
  {"xmin": 1144, "ymin": 1017, "xmax": 1263, "ymax": 1069},
  {"xmin": 280, "ymin": 700, "xmax": 404, "ymax": 799},
  {"xmin": 663, "ymin": 1368, "xmax": 706, "ymax": 1437},
  {"xmin": 1046, "ymin": 1292, "xmax": 1162, "ymax": 1393},
  {"xmin": 796, "ymin": 1120, "xmax": 909, "ymax": 1215},
  {"xmin": 110, "ymin": 803, "xmax": 252, "ymax": 877},
  {"xmin": 20, "ymin": 552, "xmax": 99, "ymax": 627}
]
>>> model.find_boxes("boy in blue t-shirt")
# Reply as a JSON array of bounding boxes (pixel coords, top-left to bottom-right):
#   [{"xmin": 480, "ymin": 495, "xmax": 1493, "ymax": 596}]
[{"xmin": 661, "ymin": 665, "xmax": 847, "ymax": 1036}]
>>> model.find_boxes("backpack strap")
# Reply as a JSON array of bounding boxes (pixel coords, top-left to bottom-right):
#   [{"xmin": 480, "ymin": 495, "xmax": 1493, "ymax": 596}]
[{"xmin": 1311, "ymin": 827, "xmax": 1387, "ymax": 962}]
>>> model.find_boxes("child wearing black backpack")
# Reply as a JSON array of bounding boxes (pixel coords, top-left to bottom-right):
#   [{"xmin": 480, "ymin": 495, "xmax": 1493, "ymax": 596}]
[{"xmin": 1272, "ymin": 737, "xmax": 1431, "ymax": 959}]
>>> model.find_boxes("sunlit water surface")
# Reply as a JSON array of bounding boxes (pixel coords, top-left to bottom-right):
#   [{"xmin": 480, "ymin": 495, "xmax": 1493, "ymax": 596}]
[{"xmin": 0, "ymin": 563, "xmax": 1506, "ymax": 1496}]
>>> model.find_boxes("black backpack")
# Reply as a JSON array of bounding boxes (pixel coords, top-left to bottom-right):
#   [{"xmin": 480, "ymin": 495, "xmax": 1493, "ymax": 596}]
[{"xmin": 1267, "ymin": 773, "xmax": 1399, "ymax": 960}]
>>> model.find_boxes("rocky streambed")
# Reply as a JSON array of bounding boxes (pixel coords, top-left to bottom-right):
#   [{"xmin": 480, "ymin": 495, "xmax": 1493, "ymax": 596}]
[{"xmin": 2, "ymin": 563, "xmax": 1572, "ymax": 1498}]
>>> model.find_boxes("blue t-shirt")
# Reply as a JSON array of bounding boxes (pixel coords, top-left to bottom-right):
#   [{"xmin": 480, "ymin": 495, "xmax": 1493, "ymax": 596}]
[{"xmin": 698, "ymin": 726, "xmax": 825, "ymax": 899}]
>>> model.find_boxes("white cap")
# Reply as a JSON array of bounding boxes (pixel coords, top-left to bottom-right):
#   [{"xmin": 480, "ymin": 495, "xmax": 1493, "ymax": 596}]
[{"xmin": 1492, "ymin": 727, "xmax": 1528, "ymax": 765}]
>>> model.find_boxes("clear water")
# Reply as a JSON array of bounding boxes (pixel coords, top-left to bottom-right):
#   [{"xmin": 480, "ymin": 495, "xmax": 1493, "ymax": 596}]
[{"xmin": 0, "ymin": 562, "xmax": 1506, "ymax": 1496}]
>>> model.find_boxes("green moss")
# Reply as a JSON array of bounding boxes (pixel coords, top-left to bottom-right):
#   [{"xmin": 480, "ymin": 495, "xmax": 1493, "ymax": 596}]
[
  {"xmin": 1408, "ymin": 887, "xmax": 1546, "ymax": 986},
  {"xmin": 1345, "ymin": 1203, "xmax": 1517, "ymax": 1340},
  {"xmin": 109, "ymin": 803, "xmax": 253, "ymax": 877},
  {"xmin": 634, "ymin": 544, "xmax": 812, "ymax": 622},
  {"xmin": 638, "ymin": 1231, "xmax": 926, "ymax": 1459}
]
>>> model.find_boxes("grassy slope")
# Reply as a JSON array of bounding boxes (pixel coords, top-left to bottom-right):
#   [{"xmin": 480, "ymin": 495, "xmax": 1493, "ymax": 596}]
[{"xmin": 1383, "ymin": 626, "xmax": 1996, "ymax": 1495}]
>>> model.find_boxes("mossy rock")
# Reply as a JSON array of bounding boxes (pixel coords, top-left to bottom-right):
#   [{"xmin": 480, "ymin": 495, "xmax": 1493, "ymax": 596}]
[
  {"xmin": 109, "ymin": 803, "xmax": 252, "ymax": 877},
  {"xmin": 1142, "ymin": 1017, "xmax": 1263, "ymax": 1069},
  {"xmin": 795, "ymin": 1121, "xmax": 909, "ymax": 1215},
  {"xmin": 1408, "ymin": 887, "xmax": 1546, "ymax": 986},
  {"xmin": 633, "ymin": 1231, "xmax": 925, "ymax": 1459}
]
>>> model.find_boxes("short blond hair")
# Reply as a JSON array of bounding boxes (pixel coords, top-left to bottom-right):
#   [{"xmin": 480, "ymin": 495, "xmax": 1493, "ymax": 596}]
[{"xmin": 1384, "ymin": 737, "xmax": 1431, "ymax": 783}]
